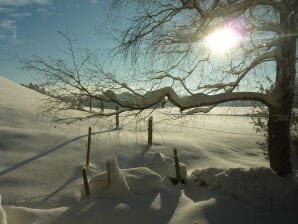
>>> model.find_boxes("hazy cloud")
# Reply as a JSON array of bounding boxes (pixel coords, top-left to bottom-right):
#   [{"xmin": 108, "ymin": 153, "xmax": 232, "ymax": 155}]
[
  {"xmin": 0, "ymin": 33, "xmax": 7, "ymax": 39},
  {"xmin": 0, "ymin": 7, "xmax": 15, "ymax": 13},
  {"xmin": 0, "ymin": 0, "xmax": 50, "ymax": 6},
  {"xmin": 36, "ymin": 8, "xmax": 48, "ymax": 13},
  {"xmin": 37, "ymin": 8, "xmax": 52, "ymax": 15},
  {"xmin": 90, "ymin": 0, "xmax": 99, "ymax": 4},
  {"xmin": 9, "ymin": 12, "xmax": 32, "ymax": 17},
  {"xmin": 0, "ymin": 19, "xmax": 17, "ymax": 41},
  {"xmin": 0, "ymin": 19, "xmax": 16, "ymax": 29},
  {"xmin": 11, "ymin": 39, "xmax": 23, "ymax": 45}
]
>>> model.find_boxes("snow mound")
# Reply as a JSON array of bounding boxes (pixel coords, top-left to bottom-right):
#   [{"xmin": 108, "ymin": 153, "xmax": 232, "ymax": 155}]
[
  {"xmin": 0, "ymin": 195, "xmax": 7, "ymax": 224},
  {"xmin": 167, "ymin": 162, "xmax": 187, "ymax": 179},
  {"xmin": 190, "ymin": 167, "xmax": 298, "ymax": 208},
  {"xmin": 88, "ymin": 157, "xmax": 130, "ymax": 198},
  {"xmin": 141, "ymin": 151, "xmax": 171, "ymax": 176},
  {"xmin": 88, "ymin": 166, "xmax": 162, "ymax": 197},
  {"xmin": 124, "ymin": 167, "xmax": 162, "ymax": 194},
  {"xmin": 105, "ymin": 157, "xmax": 131, "ymax": 197},
  {"xmin": 4, "ymin": 205, "xmax": 66, "ymax": 224},
  {"xmin": 149, "ymin": 152, "xmax": 168, "ymax": 165},
  {"xmin": 163, "ymin": 162, "xmax": 187, "ymax": 188}
]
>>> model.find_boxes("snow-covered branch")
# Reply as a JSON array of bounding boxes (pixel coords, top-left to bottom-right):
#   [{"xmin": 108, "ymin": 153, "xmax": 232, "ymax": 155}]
[{"xmin": 100, "ymin": 87, "xmax": 273, "ymax": 111}]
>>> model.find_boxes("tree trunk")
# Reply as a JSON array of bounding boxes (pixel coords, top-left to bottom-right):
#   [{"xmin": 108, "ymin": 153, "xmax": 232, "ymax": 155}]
[
  {"xmin": 268, "ymin": 108, "xmax": 293, "ymax": 177},
  {"xmin": 267, "ymin": 3, "xmax": 296, "ymax": 177}
]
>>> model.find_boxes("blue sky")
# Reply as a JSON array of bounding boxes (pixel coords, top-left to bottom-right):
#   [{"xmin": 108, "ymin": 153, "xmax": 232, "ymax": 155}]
[{"xmin": 0, "ymin": 0, "xmax": 113, "ymax": 84}]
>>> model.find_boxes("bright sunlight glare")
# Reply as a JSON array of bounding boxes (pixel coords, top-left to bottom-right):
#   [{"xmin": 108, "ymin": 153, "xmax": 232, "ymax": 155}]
[{"xmin": 205, "ymin": 28, "xmax": 242, "ymax": 54}]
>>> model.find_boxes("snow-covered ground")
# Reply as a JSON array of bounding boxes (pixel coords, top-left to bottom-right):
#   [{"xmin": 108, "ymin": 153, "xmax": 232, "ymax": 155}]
[{"xmin": 0, "ymin": 76, "xmax": 297, "ymax": 224}]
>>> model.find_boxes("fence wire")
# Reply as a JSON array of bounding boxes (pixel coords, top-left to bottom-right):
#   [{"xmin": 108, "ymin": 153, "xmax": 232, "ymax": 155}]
[
  {"xmin": 4, "ymin": 176, "xmax": 107, "ymax": 205},
  {"xmin": 155, "ymin": 122, "xmax": 263, "ymax": 137}
]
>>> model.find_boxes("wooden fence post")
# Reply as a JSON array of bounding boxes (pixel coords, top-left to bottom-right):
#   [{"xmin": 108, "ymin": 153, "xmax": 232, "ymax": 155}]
[
  {"xmin": 116, "ymin": 106, "xmax": 119, "ymax": 129},
  {"xmin": 106, "ymin": 161, "xmax": 112, "ymax": 184},
  {"xmin": 101, "ymin": 101, "xmax": 104, "ymax": 112},
  {"xmin": 86, "ymin": 127, "xmax": 91, "ymax": 166},
  {"xmin": 148, "ymin": 116, "xmax": 153, "ymax": 145},
  {"xmin": 82, "ymin": 168, "xmax": 90, "ymax": 196},
  {"xmin": 89, "ymin": 96, "xmax": 92, "ymax": 111},
  {"xmin": 173, "ymin": 148, "xmax": 181, "ymax": 183}
]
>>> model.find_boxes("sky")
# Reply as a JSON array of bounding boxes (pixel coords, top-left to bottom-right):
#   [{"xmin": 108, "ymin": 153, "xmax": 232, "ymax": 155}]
[
  {"xmin": 0, "ymin": 0, "xmax": 113, "ymax": 84},
  {"xmin": 0, "ymin": 1, "xmax": 293, "ymax": 91}
]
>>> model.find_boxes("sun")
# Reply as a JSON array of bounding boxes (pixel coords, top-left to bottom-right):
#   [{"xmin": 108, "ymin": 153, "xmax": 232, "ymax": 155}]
[{"xmin": 205, "ymin": 27, "xmax": 242, "ymax": 54}]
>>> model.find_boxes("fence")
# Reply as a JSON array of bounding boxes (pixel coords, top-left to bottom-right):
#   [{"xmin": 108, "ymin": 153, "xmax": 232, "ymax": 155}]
[
  {"xmin": 4, "ymin": 144, "xmax": 187, "ymax": 206},
  {"xmin": 3, "ymin": 113, "xmax": 264, "ymax": 206}
]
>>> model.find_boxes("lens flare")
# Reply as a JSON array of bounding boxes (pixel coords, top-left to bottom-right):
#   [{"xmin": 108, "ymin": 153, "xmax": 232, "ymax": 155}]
[{"xmin": 205, "ymin": 27, "xmax": 242, "ymax": 54}]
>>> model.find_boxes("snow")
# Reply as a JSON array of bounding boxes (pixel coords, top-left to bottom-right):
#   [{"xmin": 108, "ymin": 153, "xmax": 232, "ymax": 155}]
[
  {"xmin": 5, "ymin": 206, "xmax": 66, "ymax": 224},
  {"xmin": 105, "ymin": 86, "xmax": 272, "ymax": 113},
  {"xmin": 88, "ymin": 165, "xmax": 162, "ymax": 197},
  {"xmin": 102, "ymin": 156, "xmax": 131, "ymax": 198},
  {"xmin": 123, "ymin": 167, "xmax": 162, "ymax": 194},
  {"xmin": 163, "ymin": 162, "xmax": 188, "ymax": 188},
  {"xmin": 189, "ymin": 167, "xmax": 298, "ymax": 208},
  {"xmin": 0, "ymin": 76, "xmax": 297, "ymax": 224},
  {"xmin": 167, "ymin": 162, "xmax": 187, "ymax": 180},
  {"xmin": 0, "ymin": 195, "xmax": 7, "ymax": 224}
]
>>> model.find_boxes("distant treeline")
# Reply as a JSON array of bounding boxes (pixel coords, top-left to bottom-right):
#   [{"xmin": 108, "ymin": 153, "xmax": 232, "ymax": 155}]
[{"xmin": 21, "ymin": 83, "xmax": 48, "ymax": 95}]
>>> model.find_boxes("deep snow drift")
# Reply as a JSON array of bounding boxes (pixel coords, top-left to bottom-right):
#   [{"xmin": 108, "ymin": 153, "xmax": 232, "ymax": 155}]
[{"xmin": 0, "ymin": 76, "xmax": 297, "ymax": 224}]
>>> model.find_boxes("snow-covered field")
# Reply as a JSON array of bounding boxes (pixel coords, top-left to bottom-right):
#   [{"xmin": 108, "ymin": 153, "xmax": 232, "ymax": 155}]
[{"xmin": 0, "ymin": 76, "xmax": 297, "ymax": 224}]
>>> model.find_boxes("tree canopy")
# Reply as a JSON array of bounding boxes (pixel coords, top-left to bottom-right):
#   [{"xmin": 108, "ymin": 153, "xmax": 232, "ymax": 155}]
[{"xmin": 21, "ymin": 0, "xmax": 297, "ymax": 177}]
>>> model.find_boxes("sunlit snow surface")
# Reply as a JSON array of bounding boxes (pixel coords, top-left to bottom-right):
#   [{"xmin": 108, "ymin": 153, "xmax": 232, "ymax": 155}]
[{"xmin": 0, "ymin": 76, "xmax": 297, "ymax": 224}]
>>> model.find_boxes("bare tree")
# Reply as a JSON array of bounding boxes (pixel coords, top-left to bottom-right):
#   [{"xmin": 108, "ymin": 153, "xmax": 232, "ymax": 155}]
[{"xmin": 21, "ymin": 0, "xmax": 297, "ymax": 177}]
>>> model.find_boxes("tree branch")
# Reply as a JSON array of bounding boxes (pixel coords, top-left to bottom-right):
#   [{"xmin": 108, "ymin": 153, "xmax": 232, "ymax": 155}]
[{"xmin": 100, "ymin": 87, "xmax": 274, "ymax": 111}]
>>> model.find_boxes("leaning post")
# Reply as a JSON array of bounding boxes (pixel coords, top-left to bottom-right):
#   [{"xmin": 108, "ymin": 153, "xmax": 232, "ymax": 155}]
[
  {"xmin": 82, "ymin": 168, "xmax": 90, "ymax": 196},
  {"xmin": 116, "ymin": 105, "xmax": 119, "ymax": 129},
  {"xmin": 148, "ymin": 116, "xmax": 153, "ymax": 145},
  {"xmin": 173, "ymin": 148, "xmax": 181, "ymax": 184},
  {"xmin": 86, "ymin": 127, "xmax": 91, "ymax": 166}
]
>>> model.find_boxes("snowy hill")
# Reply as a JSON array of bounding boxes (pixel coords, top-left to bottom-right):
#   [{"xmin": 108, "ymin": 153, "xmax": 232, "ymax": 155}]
[
  {"xmin": 0, "ymin": 76, "xmax": 297, "ymax": 224},
  {"xmin": 0, "ymin": 76, "xmax": 46, "ymax": 127}
]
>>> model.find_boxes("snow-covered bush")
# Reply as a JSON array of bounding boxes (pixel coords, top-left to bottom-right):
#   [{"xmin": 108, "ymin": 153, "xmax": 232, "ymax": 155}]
[{"xmin": 251, "ymin": 107, "xmax": 298, "ymax": 159}]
